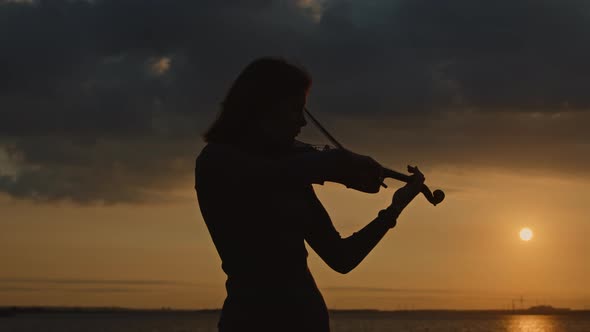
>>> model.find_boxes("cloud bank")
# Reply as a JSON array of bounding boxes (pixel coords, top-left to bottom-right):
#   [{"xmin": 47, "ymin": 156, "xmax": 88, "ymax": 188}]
[{"xmin": 1, "ymin": 0, "xmax": 589, "ymax": 204}]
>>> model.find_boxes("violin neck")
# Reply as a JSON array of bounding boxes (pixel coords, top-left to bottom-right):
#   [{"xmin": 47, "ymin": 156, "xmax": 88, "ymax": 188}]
[{"xmin": 382, "ymin": 168, "xmax": 412, "ymax": 183}]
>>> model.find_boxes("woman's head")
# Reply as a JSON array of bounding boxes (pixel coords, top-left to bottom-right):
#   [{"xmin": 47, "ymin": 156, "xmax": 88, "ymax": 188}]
[{"xmin": 203, "ymin": 57, "xmax": 312, "ymax": 145}]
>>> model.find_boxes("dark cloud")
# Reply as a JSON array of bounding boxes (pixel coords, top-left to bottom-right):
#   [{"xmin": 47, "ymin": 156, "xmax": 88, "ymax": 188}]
[
  {"xmin": 0, "ymin": 277, "xmax": 197, "ymax": 285},
  {"xmin": 64, "ymin": 287, "xmax": 151, "ymax": 293},
  {"xmin": 312, "ymin": 0, "xmax": 590, "ymax": 111},
  {"xmin": 322, "ymin": 286, "xmax": 458, "ymax": 294},
  {"xmin": 1, "ymin": 0, "xmax": 589, "ymax": 204},
  {"xmin": 0, "ymin": 287, "xmax": 150, "ymax": 293},
  {"xmin": 390, "ymin": 0, "xmax": 590, "ymax": 109},
  {"xmin": 0, "ymin": 277, "xmax": 207, "ymax": 294},
  {"xmin": 0, "ymin": 136, "xmax": 198, "ymax": 204},
  {"xmin": 0, "ymin": 287, "xmax": 40, "ymax": 292},
  {"xmin": 307, "ymin": 109, "xmax": 590, "ymax": 186}
]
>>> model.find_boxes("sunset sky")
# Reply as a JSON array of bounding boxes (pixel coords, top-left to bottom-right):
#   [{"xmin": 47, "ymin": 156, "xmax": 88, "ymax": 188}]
[{"xmin": 1, "ymin": 0, "xmax": 589, "ymax": 310}]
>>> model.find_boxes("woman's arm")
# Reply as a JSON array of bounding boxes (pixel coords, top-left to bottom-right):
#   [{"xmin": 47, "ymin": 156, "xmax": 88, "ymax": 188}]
[
  {"xmin": 303, "ymin": 187, "xmax": 399, "ymax": 274},
  {"xmin": 303, "ymin": 168, "xmax": 425, "ymax": 274}
]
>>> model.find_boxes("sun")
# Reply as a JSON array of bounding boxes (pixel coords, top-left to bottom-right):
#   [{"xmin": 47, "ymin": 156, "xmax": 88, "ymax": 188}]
[{"xmin": 519, "ymin": 227, "xmax": 533, "ymax": 241}]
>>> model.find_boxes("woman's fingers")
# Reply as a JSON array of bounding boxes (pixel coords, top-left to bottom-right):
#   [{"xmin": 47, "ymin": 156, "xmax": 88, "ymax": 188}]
[
  {"xmin": 395, "ymin": 165, "xmax": 426, "ymax": 206},
  {"xmin": 333, "ymin": 152, "xmax": 384, "ymax": 193},
  {"xmin": 407, "ymin": 166, "xmax": 425, "ymax": 197},
  {"xmin": 408, "ymin": 165, "xmax": 425, "ymax": 182},
  {"xmin": 389, "ymin": 165, "xmax": 430, "ymax": 213},
  {"xmin": 359, "ymin": 156, "xmax": 383, "ymax": 193}
]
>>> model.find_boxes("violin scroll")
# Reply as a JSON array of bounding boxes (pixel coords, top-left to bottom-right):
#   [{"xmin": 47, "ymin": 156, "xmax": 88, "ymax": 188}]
[{"xmin": 382, "ymin": 167, "xmax": 445, "ymax": 206}]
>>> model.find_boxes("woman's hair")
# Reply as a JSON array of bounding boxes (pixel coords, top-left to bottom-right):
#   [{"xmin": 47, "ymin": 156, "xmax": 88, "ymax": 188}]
[{"xmin": 203, "ymin": 56, "xmax": 312, "ymax": 143}]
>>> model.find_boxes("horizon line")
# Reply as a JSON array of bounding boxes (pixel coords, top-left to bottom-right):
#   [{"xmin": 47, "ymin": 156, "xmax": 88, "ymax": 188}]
[{"xmin": 1, "ymin": 305, "xmax": 587, "ymax": 312}]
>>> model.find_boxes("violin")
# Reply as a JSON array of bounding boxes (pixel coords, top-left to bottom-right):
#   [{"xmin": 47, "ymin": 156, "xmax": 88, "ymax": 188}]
[{"xmin": 298, "ymin": 107, "xmax": 445, "ymax": 206}]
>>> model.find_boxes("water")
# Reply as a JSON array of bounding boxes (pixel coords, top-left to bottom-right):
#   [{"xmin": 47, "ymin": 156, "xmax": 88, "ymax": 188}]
[{"xmin": 2, "ymin": 312, "xmax": 590, "ymax": 332}]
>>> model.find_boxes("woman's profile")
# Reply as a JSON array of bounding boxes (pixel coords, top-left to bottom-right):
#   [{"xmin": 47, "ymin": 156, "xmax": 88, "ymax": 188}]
[{"xmin": 194, "ymin": 57, "xmax": 425, "ymax": 332}]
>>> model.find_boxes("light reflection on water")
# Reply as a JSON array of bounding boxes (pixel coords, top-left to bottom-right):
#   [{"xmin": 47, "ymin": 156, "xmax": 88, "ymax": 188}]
[
  {"xmin": 329, "ymin": 314, "xmax": 589, "ymax": 332},
  {"xmin": 506, "ymin": 315, "xmax": 559, "ymax": 332}
]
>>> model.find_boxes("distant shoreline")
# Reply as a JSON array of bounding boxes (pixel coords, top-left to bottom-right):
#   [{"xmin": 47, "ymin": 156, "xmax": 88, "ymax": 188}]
[{"xmin": 1, "ymin": 306, "xmax": 588, "ymax": 316}]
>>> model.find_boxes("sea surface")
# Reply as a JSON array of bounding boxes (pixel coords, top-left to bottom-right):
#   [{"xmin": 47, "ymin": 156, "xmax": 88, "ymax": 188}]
[{"xmin": 2, "ymin": 311, "xmax": 590, "ymax": 332}]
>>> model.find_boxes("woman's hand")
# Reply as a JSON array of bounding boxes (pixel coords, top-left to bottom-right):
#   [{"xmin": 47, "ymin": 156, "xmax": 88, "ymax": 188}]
[
  {"xmin": 325, "ymin": 148, "xmax": 383, "ymax": 193},
  {"xmin": 390, "ymin": 165, "xmax": 425, "ymax": 213}
]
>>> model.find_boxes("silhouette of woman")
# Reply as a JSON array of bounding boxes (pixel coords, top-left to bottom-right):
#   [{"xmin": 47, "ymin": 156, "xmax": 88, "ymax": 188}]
[{"xmin": 195, "ymin": 57, "xmax": 425, "ymax": 332}]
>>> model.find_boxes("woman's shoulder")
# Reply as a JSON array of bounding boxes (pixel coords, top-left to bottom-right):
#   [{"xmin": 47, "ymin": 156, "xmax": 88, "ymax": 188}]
[{"xmin": 195, "ymin": 143, "xmax": 241, "ymax": 189}]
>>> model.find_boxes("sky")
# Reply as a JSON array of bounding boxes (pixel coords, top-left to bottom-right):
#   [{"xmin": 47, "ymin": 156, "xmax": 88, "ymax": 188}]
[{"xmin": 1, "ymin": 0, "xmax": 589, "ymax": 310}]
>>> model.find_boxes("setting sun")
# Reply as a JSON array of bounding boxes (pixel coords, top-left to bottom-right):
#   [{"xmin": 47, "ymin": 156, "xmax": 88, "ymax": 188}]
[{"xmin": 519, "ymin": 227, "xmax": 534, "ymax": 241}]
